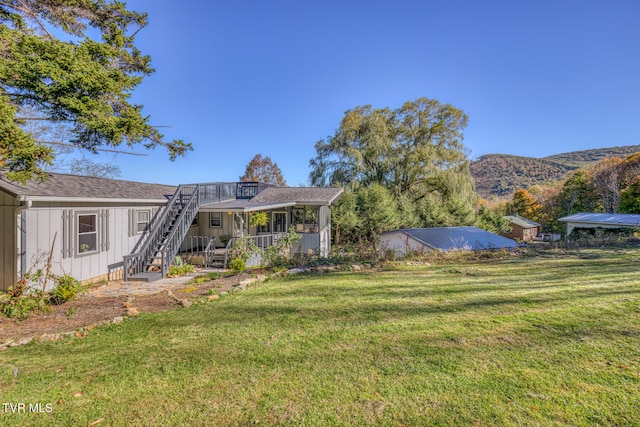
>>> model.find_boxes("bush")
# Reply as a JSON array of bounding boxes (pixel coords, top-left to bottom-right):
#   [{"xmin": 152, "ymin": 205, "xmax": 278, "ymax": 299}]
[
  {"xmin": 52, "ymin": 274, "xmax": 84, "ymax": 304},
  {"xmin": 229, "ymin": 257, "xmax": 246, "ymax": 273},
  {"xmin": 1, "ymin": 270, "xmax": 51, "ymax": 319},
  {"xmin": 1, "ymin": 295, "xmax": 43, "ymax": 319},
  {"xmin": 168, "ymin": 263, "xmax": 196, "ymax": 277}
]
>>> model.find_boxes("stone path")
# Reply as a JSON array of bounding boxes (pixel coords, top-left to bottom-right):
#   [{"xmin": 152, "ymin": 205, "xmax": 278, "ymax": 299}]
[{"xmin": 88, "ymin": 268, "xmax": 225, "ymax": 297}]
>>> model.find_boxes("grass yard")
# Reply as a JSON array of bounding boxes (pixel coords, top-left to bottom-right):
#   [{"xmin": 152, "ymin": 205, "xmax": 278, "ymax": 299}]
[{"xmin": 1, "ymin": 248, "xmax": 639, "ymax": 426}]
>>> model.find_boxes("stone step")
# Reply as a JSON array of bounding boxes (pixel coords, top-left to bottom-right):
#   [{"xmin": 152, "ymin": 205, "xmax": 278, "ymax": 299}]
[{"xmin": 128, "ymin": 272, "xmax": 163, "ymax": 282}]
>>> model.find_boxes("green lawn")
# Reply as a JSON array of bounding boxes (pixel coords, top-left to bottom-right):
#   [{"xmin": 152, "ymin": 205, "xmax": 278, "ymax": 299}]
[{"xmin": 1, "ymin": 248, "xmax": 639, "ymax": 426}]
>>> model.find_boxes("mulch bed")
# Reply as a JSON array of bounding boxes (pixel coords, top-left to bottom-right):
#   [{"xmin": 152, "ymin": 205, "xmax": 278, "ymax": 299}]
[{"xmin": 0, "ymin": 272, "xmax": 253, "ymax": 346}]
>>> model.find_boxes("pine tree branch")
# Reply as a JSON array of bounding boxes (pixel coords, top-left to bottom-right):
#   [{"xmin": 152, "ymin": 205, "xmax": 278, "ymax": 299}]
[{"xmin": 36, "ymin": 140, "xmax": 147, "ymax": 156}]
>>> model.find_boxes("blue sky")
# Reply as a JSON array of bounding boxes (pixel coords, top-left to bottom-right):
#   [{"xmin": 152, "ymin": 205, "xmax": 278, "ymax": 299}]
[{"xmin": 79, "ymin": 0, "xmax": 639, "ymax": 186}]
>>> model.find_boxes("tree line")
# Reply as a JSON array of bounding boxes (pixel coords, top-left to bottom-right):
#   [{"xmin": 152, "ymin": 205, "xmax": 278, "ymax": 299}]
[{"xmin": 306, "ymin": 97, "xmax": 640, "ymax": 245}]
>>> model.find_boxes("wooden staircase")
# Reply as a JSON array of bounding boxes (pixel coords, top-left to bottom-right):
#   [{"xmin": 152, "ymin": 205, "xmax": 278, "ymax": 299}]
[{"xmin": 123, "ymin": 183, "xmax": 236, "ymax": 282}]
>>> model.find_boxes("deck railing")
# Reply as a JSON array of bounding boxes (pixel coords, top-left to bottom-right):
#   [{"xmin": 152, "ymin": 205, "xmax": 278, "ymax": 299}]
[
  {"xmin": 223, "ymin": 233, "xmax": 285, "ymax": 267},
  {"xmin": 236, "ymin": 181, "xmax": 270, "ymax": 199}
]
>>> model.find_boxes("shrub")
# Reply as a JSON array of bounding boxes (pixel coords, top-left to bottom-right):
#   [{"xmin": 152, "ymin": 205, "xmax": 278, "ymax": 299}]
[
  {"xmin": 2, "ymin": 295, "xmax": 42, "ymax": 319},
  {"xmin": 229, "ymin": 257, "xmax": 246, "ymax": 273},
  {"xmin": 168, "ymin": 263, "xmax": 196, "ymax": 277},
  {"xmin": 52, "ymin": 274, "xmax": 84, "ymax": 304}
]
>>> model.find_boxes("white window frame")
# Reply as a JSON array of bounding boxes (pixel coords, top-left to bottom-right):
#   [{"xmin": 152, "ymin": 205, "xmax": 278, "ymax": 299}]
[
  {"xmin": 136, "ymin": 210, "xmax": 150, "ymax": 234},
  {"xmin": 76, "ymin": 212, "xmax": 98, "ymax": 257},
  {"xmin": 209, "ymin": 212, "xmax": 222, "ymax": 228}
]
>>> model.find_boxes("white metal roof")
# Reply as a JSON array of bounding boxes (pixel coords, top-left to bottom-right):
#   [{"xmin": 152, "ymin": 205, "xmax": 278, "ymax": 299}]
[
  {"xmin": 381, "ymin": 226, "xmax": 519, "ymax": 251},
  {"xmin": 558, "ymin": 212, "xmax": 640, "ymax": 227}
]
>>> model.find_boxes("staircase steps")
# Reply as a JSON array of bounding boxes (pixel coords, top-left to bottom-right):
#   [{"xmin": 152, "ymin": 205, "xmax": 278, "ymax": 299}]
[{"xmin": 128, "ymin": 272, "xmax": 163, "ymax": 282}]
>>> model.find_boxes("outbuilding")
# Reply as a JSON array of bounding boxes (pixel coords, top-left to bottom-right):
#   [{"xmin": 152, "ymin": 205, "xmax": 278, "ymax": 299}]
[
  {"xmin": 558, "ymin": 212, "xmax": 640, "ymax": 236},
  {"xmin": 502, "ymin": 215, "xmax": 541, "ymax": 241},
  {"xmin": 379, "ymin": 226, "xmax": 519, "ymax": 257}
]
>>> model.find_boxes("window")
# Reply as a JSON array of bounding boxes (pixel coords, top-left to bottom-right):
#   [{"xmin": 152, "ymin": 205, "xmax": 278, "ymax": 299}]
[
  {"xmin": 191, "ymin": 214, "xmax": 199, "ymax": 227},
  {"xmin": 77, "ymin": 213, "xmax": 97, "ymax": 255},
  {"xmin": 272, "ymin": 212, "xmax": 287, "ymax": 233},
  {"xmin": 292, "ymin": 206, "xmax": 318, "ymax": 233},
  {"xmin": 137, "ymin": 210, "xmax": 150, "ymax": 233},
  {"xmin": 209, "ymin": 212, "xmax": 222, "ymax": 228}
]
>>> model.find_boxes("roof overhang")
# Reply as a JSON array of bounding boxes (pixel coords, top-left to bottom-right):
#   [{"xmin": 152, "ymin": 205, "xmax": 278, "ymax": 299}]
[
  {"xmin": 199, "ymin": 199, "xmax": 296, "ymax": 213},
  {"xmin": 16, "ymin": 195, "xmax": 169, "ymax": 204},
  {"xmin": 327, "ymin": 187, "xmax": 344, "ymax": 205}
]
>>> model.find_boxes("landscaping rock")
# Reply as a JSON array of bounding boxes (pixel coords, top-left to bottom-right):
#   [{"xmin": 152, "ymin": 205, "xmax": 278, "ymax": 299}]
[
  {"xmin": 236, "ymin": 278, "xmax": 257, "ymax": 290},
  {"xmin": 285, "ymin": 268, "xmax": 305, "ymax": 275},
  {"xmin": 111, "ymin": 316, "xmax": 124, "ymax": 324},
  {"xmin": 207, "ymin": 294, "xmax": 220, "ymax": 301},
  {"xmin": 126, "ymin": 307, "xmax": 139, "ymax": 317}
]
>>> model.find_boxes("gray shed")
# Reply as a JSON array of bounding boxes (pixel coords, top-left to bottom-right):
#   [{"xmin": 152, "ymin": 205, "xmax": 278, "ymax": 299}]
[{"xmin": 380, "ymin": 226, "xmax": 519, "ymax": 256}]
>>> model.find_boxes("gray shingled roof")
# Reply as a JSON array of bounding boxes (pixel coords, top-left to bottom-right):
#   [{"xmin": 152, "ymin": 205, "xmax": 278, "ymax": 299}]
[
  {"xmin": 0, "ymin": 170, "xmax": 176, "ymax": 201},
  {"xmin": 250, "ymin": 187, "xmax": 343, "ymax": 205},
  {"xmin": 383, "ymin": 226, "xmax": 519, "ymax": 251}
]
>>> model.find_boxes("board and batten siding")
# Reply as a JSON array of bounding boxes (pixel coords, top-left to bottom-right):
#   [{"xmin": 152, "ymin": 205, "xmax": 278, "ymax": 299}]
[
  {"xmin": 0, "ymin": 190, "xmax": 20, "ymax": 290},
  {"xmin": 18, "ymin": 202, "xmax": 164, "ymax": 290}
]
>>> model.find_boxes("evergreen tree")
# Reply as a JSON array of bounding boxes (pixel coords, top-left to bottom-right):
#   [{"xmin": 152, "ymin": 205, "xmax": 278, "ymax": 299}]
[
  {"xmin": 619, "ymin": 176, "xmax": 640, "ymax": 214},
  {"xmin": 0, "ymin": 0, "xmax": 190, "ymax": 183},
  {"xmin": 475, "ymin": 204, "xmax": 511, "ymax": 234}
]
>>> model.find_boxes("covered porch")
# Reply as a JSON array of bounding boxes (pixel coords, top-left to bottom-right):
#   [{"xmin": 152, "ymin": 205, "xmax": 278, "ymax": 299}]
[{"xmin": 179, "ymin": 195, "xmax": 334, "ymax": 267}]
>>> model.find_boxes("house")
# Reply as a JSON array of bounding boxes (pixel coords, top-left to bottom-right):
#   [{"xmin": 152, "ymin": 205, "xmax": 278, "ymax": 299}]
[
  {"xmin": 380, "ymin": 226, "xmax": 519, "ymax": 257},
  {"xmin": 502, "ymin": 215, "xmax": 541, "ymax": 241},
  {"xmin": 0, "ymin": 171, "xmax": 342, "ymax": 290},
  {"xmin": 558, "ymin": 212, "xmax": 640, "ymax": 236}
]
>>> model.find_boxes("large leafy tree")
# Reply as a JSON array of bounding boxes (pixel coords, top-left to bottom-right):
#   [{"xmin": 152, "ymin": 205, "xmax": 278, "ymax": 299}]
[
  {"xmin": 310, "ymin": 97, "xmax": 476, "ymax": 228},
  {"xmin": 240, "ymin": 154, "xmax": 286, "ymax": 186},
  {"xmin": 507, "ymin": 189, "xmax": 542, "ymax": 222},
  {"xmin": 0, "ymin": 0, "xmax": 191, "ymax": 183}
]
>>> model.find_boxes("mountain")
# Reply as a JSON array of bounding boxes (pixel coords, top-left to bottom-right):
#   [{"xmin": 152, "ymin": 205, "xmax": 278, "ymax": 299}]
[{"xmin": 471, "ymin": 144, "xmax": 640, "ymax": 199}]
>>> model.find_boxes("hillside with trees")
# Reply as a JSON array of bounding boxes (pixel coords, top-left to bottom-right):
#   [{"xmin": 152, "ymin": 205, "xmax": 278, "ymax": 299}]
[{"xmin": 471, "ymin": 145, "xmax": 640, "ymax": 198}]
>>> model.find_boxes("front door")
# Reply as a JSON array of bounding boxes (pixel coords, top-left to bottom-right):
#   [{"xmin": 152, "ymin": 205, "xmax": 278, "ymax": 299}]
[{"xmin": 272, "ymin": 212, "xmax": 287, "ymax": 233}]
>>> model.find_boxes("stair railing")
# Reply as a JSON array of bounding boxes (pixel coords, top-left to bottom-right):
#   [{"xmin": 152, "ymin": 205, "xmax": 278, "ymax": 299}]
[
  {"xmin": 203, "ymin": 237, "xmax": 217, "ymax": 266},
  {"xmin": 124, "ymin": 183, "xmax": 232, "ymax": 280}
]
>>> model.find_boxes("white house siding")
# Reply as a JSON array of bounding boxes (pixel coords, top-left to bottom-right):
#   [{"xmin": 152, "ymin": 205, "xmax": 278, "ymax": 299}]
[
  {"xmin": 181, "ymin": 212, "xmax": 235, "ymax": 252},
  {"xmin": 318, "ymin": 206, "xmax": 331, "ymax": 257},
  {"xmin": 293, "ymin": 234, "xmax": 321, "ymax": 255},
  {"xmin": 20, "ymin": 202, "xmax": 164, "ymax": 290},
  {"xmin": 379, "ymin": 232, "xmax": 431, "ymax": 257},
  {"xmin": 0, "ymin": 190, "xmax": 20, "ymax": 290}
]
